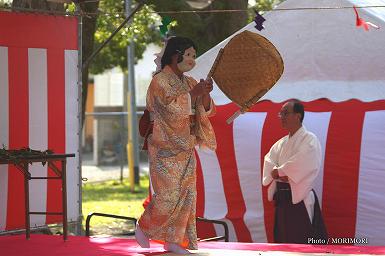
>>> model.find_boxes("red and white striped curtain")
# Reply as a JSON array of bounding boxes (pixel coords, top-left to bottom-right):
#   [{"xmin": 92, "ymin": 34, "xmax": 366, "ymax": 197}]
[
  {"xmin": 196, "ymin": 99, "xmax": 385, "ymax": 245},
  {"xmin": 0, "ymin": 12, "xmax": 79, "ymax": 231}
]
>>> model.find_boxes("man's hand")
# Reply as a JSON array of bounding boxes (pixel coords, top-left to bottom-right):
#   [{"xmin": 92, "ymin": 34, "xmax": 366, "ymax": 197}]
[
  {"xmin": 271, "ymin": 168, "xmax": 279, "ymax": 179},
  {"xmin": 271, "ymin": 168, "xmax": 289, "ymax": 182}
]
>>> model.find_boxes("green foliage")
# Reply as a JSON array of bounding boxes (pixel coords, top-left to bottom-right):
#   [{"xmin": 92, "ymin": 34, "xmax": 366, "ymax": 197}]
[
  {"xmin": 248, "ymin": 0, "xmax": 284, "ymax": 22},
  {"xmin": 63, "ymin": 0, "xmax": 283, "ymax": 78},
  {"xmin": 0, "ymin": 0, "xmax": 11, "ymax": 8},
  {"xmin": 65, "ymin": 2, "xmax": 75, "ymax": 12},
  {"xmin": 90, "ymin": 1, "xmax": 161, "ymax": 74},
  {"xmin": 148, "ymin": 0, "xmax": 249, "ymax": 56},
  {"xmin": 82, "ymin": 176, "xmax": 149, "ymax": 233},
  {"xmin": 254, "ymin": 0, "xmax": 282, "ymax": 12},
  {"xmin": 72, "ymin": 0, "xmax": 280, "ymax": 75}
]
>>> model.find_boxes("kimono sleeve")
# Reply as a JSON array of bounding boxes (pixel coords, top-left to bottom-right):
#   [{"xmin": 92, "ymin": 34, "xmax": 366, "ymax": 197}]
[
  {"xmin": 155, "ymin": 73, "xmax": 190, "ymax": 105},
  {"xmin": 262, "ymin": 139, "xmax": 282, "ymax": 186}
]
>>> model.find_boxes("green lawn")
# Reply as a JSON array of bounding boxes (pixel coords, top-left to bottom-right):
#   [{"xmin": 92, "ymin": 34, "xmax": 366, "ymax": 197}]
[{"xmin": 82, "ymin": 175, "xmax": 149, "ymax": 236}]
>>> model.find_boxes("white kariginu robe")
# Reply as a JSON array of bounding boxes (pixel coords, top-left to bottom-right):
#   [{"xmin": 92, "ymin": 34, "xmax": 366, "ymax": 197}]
[{"xmin": 262, "ymin": 126, "xmax": 322, "ymax": 220}]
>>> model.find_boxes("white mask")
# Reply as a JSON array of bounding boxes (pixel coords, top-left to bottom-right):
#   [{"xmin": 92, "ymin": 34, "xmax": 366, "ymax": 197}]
[{"xmin": 177, "ymin": 47, "xmax": 196, "ymax": 72}]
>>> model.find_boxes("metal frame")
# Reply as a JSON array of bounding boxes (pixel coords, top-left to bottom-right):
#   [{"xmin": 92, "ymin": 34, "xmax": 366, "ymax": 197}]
[
  {"xmin": 0, "ymin": 154, "xmax": 75, "ymax": 241},
  {"xmin": 85, "ymin": 212, "xmax": 137, "ymax": 237},
  {"xmin": 76, "ymin": 2, "xmax": 84, "ymax": 236},
  {"xmin": 84, "ymin": 212, "xmax": 229, "ymax": 242},
  {"xmin": 196, "ymin": 217, "xmax": 229, "ymax": 242}
]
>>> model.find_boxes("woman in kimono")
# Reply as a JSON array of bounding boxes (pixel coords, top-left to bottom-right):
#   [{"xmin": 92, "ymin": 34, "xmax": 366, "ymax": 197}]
[{"xmin": 135, "ymin": 36, "xmax": 217, "ymax": 254}]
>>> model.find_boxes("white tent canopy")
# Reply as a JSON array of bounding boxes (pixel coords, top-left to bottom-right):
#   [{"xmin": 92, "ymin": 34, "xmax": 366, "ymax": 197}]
[
  {"xmin": 188, "ymin": 0, "xmax": 385, "ymax": 245},
  {"xmin": 189, "ymin": 0, "xmax": 385, "ymax": 105}
]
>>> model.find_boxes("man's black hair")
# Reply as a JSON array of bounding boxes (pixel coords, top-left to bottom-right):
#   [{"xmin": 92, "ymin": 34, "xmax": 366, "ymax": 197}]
[
  {"xmin": 290, "ymin": 99, "xmax": 305, "ymax": 123},
  {"xmin": 161, "ymin": 36, "xmax": 197, "ymax": 69}
]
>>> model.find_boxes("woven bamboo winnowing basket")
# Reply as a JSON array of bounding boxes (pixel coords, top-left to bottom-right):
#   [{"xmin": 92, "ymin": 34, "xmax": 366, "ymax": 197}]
[{"xmin": 208, "ymin": 30, "xmax": 284, "ymax": 123}]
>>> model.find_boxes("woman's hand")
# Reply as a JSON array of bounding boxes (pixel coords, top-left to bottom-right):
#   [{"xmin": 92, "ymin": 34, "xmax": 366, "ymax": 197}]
[
  {"xmin": 204, "ymin": 78, "xmax": 213, "ymax": 94},
  {"xmin": 201, "ymin": 78, "xmax": 213, "ymax": 111},
  {"xmin": 190, "ymin": 79, "xmax": 213, "ymax": 98}
]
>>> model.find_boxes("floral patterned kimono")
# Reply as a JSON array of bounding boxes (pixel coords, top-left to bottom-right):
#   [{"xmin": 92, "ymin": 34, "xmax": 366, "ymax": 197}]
[{"xmin": 137, "ymin": 65, "xmax": 216, "ymax": 249}]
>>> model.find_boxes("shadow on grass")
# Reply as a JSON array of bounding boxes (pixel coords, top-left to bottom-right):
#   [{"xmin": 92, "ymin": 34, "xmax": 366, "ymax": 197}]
[
  {"xmin": 82, "ymin": 176, "xmax": 149, "ymax": 202},
  {"xmin": 82, "ymin": 176, "xmax": 149, "ymax": 235}
]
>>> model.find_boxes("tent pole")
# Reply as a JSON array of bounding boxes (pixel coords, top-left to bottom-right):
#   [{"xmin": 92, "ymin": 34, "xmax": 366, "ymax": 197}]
[{"xmin": 76, "ymin": 3, "xmax": 83, "ymax": 235}]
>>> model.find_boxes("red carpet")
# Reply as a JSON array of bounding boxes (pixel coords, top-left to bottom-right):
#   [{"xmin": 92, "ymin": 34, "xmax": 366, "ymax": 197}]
[{"xmin": 1, "ymin": 235, "xmax": 385, "ymax": 256}]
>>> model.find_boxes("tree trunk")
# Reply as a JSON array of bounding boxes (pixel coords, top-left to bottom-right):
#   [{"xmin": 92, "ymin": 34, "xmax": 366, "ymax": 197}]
[
  {"xmin": 149, "ymin": 0, "xmax": 249, "ymax": 55},
  {"xmin": 79, "ymin": 1, "xmax": 99, "ymax": 127},
  {"xmin": 204, "ymin": 0, "xmax": 249, "ymax": 52}
]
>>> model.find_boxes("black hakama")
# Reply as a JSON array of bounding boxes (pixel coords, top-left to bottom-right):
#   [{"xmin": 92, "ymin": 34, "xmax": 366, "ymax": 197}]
[{"xmin": 273, "ymin": 182, "xmax": 328, "ymax": 244}]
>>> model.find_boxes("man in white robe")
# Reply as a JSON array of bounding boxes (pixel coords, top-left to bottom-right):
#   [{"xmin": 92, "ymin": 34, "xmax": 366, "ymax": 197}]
[{"xmin": 262, "ymin": 100, "xmax": 327, "ymax": 243}]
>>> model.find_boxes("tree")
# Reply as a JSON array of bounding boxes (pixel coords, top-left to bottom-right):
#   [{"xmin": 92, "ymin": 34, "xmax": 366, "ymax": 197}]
[
  {"xmin": 91, "ymin": 0, "xmax": 283, "ymax": 71},
  {"xmin": 89, "ymin": 1, "xmax": 161, "ymax": 74},
  {"xmin": 9, "ymin": 0, "xmax": 282, "ymax": 125},
  {"xmin": 148, "ymin": 0, "xmax": 249, "ymax": 56},
  {"xmin": 77, "ymin": 1, "xmax": 100, "ymax": 124},
  {"xmin": 76, "ymin": 0, "xmax": 251, "ymax": 124},
  {"xmin": 253, "ymin": 0, "xmax": 283, "ymax": 13}
]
